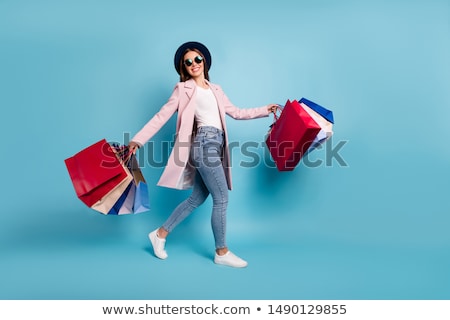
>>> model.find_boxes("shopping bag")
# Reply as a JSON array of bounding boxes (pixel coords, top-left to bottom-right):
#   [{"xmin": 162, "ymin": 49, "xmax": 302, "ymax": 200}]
[
  {"xmin": 118, "ymin": 183, "xmax": 135, "ymax": 214},
  {"xmin": 107, "ymin": 143, "xmax": 137, "ymax": 215},
  {"xmin": 134, "ymin": 182, "xmax": 150, "ymax": 213},
  {"xmin": 90, "ymin": 170, "xmax": 132, "ymax": 214},
  {"xmin": 266, "ymin": 99, "xmax": 322, "ymax": 171},
  {"xmin": 300, "ymin": 102, "xmax": 333, "ymax": 153},
  {"xmin": 64, "ymin": 139, "xmax": 133, "ymax": 214},
  {"xmin": 299, "ymin": 97, "xmax": 334, "ymax": 124},
  {"xmin": 128, "ymin": 154, "xmax": 150, "ymax": 213},
  {"xmin": 88, "ymin": 145, "xmax": 133, "ymax": 214},
  {"xmin": 107, "ymin": 182, "xmax": 133, "ymax": 215}
]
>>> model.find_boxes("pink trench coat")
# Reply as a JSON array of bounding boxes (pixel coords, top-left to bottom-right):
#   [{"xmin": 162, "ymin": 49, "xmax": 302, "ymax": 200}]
[{"xmin": 131, "ymin": 79, "xmax": 270, "ymax": 190}]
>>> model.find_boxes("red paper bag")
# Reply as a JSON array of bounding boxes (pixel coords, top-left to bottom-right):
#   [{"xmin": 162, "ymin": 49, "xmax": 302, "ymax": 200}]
[
  {"xmin": 266, "ymin": 99, "xmax": 321, "ymax": 171},
  {"xmin": 64, "ymin": 139, "xmax": 131, "ymax": 208}
]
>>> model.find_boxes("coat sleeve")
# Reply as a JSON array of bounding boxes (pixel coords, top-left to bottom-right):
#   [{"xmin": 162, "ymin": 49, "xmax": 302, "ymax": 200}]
[
  {"xmin": 131, "ymin": 84, "xmax": 180, "ymax": 146},
  {"xmin": 218, "ymin": 86, "xmax": 270, "ymax": 119}
]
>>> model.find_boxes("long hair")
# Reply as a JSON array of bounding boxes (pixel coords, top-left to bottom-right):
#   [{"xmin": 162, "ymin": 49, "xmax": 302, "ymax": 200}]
[{"xmin": 178, "ymin": 48, "xmax": 210, "ymax": 82}]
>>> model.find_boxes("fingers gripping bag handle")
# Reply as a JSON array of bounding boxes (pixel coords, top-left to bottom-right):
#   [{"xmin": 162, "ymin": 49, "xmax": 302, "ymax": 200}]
[
  {"xmin": 269, "ymin": 104, "xmax": 284, "ymax": 131},
  {"xmin": 110, "ymin": 143, "xmax": 133, "ymax": 165}
]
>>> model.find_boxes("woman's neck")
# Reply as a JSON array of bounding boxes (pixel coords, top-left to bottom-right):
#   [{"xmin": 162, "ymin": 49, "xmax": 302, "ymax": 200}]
[{"xmin": 192, "ymin": 76, "xmax": 208, "ymax": 89}]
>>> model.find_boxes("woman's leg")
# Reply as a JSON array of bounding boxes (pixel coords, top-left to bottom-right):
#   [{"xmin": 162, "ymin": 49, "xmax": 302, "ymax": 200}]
[
  {"xmin": 196, "ymin": 155, "xmax": 229, "ymax": 251},
  {"xmin": 191, "ymin": 127, "xmax": 229, "ymax": 250},
  {"xmin": 193, "ymin": 127, "xmax": 248, "ymax": 268},
  {"xmin": 197, "ymin": 142, "xmax": 247, "ymax": 268},
  {"xmin": 161, "ymin": 172, "xmax": 209, "ymax": 234},
  {"xmin": 148, "ymin": 171, "xmax": 209, "ymax": 259}
]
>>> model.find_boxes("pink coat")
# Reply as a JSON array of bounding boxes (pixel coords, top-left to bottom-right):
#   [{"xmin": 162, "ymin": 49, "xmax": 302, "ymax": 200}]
[{"xmin": 131, "ymin": 79, "xmax": 270, "ymax": 190}]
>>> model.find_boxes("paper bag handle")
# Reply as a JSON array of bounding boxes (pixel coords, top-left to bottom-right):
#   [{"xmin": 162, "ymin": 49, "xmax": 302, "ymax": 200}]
[
  {"xmin": 269, "ymin": 104, "xmax": 284, "ymax": 127},
  {"xmin": 110, "ymin": 143, "xmax": 132, "ymax": 165}
]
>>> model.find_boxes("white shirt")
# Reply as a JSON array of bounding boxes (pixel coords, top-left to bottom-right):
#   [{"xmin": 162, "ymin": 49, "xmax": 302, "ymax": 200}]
[{"xmin": 194, "ymin": 86, "xmax": 223, "ymax": 130}]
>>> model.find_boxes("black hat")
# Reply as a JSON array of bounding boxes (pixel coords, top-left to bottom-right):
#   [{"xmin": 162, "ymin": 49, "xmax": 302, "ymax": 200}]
[{"xmin": 174, "ymin": 41, "xmax": 211, "ymax": 74}]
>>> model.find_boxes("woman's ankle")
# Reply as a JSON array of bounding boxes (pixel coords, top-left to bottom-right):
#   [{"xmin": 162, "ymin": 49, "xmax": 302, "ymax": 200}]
[
  {"xmin": 157, "ymin": 227, "xmax": 169, "ymax": 239},
  {"xmin": 216, "ymin": 247, "xmax": 229, "ymax": 256}
]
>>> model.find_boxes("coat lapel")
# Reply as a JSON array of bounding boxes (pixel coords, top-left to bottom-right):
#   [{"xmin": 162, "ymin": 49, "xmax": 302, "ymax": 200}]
[{"xmin": 184, "ymin": 79, "xmax": 195, "ymax": 99}]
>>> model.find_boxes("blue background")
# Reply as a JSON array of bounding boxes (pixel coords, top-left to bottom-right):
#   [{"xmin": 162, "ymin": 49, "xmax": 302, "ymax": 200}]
[{"xmin": 1, "ymin": 0, "xmax": 449, "ymax": 299}]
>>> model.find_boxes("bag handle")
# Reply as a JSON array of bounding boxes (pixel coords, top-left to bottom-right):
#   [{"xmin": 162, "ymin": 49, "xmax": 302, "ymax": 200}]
[
  {"xmin": 110, "ymin": 143, "xmax": 132, "ymax": 165},
  {"xmin": 269, "ymin": 104, "xmax": 284, "ymax": 128}
]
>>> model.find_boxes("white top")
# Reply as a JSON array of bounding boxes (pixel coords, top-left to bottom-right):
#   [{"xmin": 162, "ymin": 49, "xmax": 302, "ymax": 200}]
[{"xmin": 195, "ymin": 86, "xmax": 223, "ymax": 130}]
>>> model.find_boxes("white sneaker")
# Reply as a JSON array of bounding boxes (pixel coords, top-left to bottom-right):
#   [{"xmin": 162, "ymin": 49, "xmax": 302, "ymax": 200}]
[
  {"xmin": 214, "ymin": 251, "xmax": 248, "ymax": 268},
  {"xmin": 148, "ymin": 229, "xmax": 168, "ymax": 260}
]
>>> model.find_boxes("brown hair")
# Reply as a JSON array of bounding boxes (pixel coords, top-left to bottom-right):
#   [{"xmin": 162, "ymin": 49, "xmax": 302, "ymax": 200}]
[{"xmin": 178, "ymin": 48, "xmax": 210, "ymax": 82}]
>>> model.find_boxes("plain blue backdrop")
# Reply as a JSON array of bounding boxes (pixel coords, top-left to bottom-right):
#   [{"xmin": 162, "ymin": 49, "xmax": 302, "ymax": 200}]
[{"xmin": 1, "ymin": 0, "xmax": 449, "ymax": 299}]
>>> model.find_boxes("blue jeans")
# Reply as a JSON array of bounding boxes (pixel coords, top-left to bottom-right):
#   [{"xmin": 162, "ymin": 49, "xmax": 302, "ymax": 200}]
[{"xmin": 162, "ymin": 126, "xmax": 228, "ymax": 249}]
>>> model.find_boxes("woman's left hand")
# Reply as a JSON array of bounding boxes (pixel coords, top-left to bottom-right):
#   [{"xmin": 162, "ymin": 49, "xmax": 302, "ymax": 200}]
[{"xmin": 267, "ymin": 104, "xmax": 279, "ymax": 114}]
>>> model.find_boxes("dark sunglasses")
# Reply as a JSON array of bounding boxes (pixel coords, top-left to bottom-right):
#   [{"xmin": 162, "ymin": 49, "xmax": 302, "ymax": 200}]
[{"xmin": 184, "ymin": 55, "xmax": 203, "ymax": 67}]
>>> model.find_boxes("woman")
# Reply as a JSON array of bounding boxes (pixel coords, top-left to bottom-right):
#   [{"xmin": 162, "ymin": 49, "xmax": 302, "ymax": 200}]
[{"xmin": 129, "ymin": 41, "xmax": 278, "ymax": 268}]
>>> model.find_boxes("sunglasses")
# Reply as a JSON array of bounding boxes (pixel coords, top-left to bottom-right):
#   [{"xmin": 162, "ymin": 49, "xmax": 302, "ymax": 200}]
[{"xmin": 184, "ymin": 55, "xmax": 204, "ymax": 67}]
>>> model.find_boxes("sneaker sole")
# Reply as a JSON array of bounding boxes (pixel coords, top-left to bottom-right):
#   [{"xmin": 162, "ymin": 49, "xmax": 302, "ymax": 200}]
[{"xmin": 214, "ymin": 259, "xmax": 248, "ymax": 268}]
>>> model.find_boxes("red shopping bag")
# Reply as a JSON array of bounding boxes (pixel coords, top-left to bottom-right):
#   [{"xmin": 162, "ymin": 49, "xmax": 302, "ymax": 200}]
[
  {"xmin": 266, "ymin": 99, "xmax": 321, "ymax": 171},
  {"xmin": 64, "ymin": 139, "xmax": 131, "ymax": 208}
]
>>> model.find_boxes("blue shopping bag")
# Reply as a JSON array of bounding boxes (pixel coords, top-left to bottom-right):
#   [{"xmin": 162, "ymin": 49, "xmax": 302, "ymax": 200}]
[
  {"xmin": 299, "ymin": 97, "xmax": 334, "ymax": 124},
  {"xmin": 107, "ymin": 182, "xmax": 133, "ymax": 215},
  {"xmin": 134, "ymin": 180, "xmax": 150, "ymax": 213},
  {"xmin": 128, "ymin": 154, "xmax": 150, "ymax": 213}
]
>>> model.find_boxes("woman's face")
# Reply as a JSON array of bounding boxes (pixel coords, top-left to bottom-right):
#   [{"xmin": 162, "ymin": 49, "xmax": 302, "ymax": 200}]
[{"xmin": 183, "ymin": 50, "xmax": 204, "ymax": 79}]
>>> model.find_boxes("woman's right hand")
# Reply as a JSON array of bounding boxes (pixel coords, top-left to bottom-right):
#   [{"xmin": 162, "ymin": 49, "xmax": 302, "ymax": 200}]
[{"xmin": 128, "ymin": 141, "xmax": 140, "ymax": 154}]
